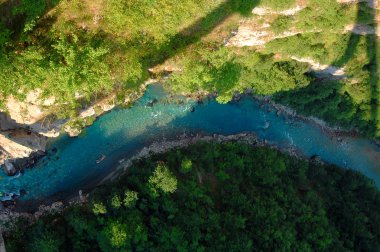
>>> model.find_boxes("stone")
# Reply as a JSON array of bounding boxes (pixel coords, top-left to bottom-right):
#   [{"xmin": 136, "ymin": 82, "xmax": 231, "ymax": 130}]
[{"xmin": 3, "ymin": 160, "xmax": 16, "ymax": 176}]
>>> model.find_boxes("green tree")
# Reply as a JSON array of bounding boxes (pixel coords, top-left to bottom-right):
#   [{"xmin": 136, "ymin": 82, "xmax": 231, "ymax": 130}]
[
  {"xmin": 92, "ymin": 202, "xmax": 107, "ymax": 215},
  {"xmin": 180, "ymin": 158, "xmax": 192, "ymax": 173},
  {"xmin": 123, "ymin": 190, "xmax": 138, "ymax": 208},
  {"xmin": 149, "ymin": 163, "xmax": 178, "ymax": 195},
  {"xmin": 111, "ymin": 195, "xmax": 122, "ymax": 209}
]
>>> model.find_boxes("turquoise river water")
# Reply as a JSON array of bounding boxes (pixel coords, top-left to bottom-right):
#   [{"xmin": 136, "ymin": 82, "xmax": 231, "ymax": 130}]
[{"xmin": 0, "ymin": 84, "xmax": 379, "ymax": 202}]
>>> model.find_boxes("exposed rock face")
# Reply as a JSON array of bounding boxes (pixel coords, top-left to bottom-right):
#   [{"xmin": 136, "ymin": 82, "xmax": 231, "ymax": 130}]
[
  {"xmin": 0, "ymin": 130, "xmax": 47, "ymax": 166},
  {"xmin": 3, "ymin": 91, "xmax": 63, "ymax": 138},
  {"xmin": 64, "ymin": 125, "xmax": 82, "ymax": 137},
  {"xmin": 252, "ymin": 5, "xmax": 305, "ymax": 16},
  {"xmin": 0, "ymin": 89, "xmax": 119, "ymax": 165},
  {"xmin": 1, "ymin": 92, "xmax": 50, "ymax": 163}
]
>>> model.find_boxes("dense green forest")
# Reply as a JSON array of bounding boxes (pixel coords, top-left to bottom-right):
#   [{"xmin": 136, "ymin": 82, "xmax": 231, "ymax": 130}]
[
  {"xmin": 0, "ymin": 0, "xmax": 378, "ymax": 137},
  {"xmin": 5, "ymin": 142, "xmax": 380, "ymax": 251}
]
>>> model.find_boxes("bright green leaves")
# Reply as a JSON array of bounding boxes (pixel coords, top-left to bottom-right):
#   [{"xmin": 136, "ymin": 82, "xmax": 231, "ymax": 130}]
[
  {"xmin": 50, "ymin": 33, "xmax": 112, "ymax": 99},
  {"xmin": 180, "ymin": 158, "xmax": 192, "ymax": 174},
  {"xmin": 111, "ymin": 195, "xmax": 122, "ymax": 209},
  {"xmin": 169, "ymin": 46, "xmax": 241, "ymax": 103},
  {"xmin": 169, "ymin": 46, "xmax": 310, "ymax": 102},
  {"xmin": 238, "ymin": 53, "xmax": 310, "ymax": 95},
  {"xmin": 124, "ymin": 190, "xmax": 139, "ymax": 208},
  {"xmin": 92, "ymin": 202, "xmax": 107, "ymax": 215},
  {"xmin": 271, "ymin": 15, "xmax": 294, "ymax": 34},
  {"xmin": 148, "ymin": 163, "xmax": 178, "ymax": 196},
  {"xmin": 100, "ymin": 221, "xmax": 129, "ymax": 249}
]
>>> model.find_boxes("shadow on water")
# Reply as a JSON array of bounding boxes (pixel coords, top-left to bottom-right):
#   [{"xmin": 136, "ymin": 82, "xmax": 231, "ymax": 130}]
[{"xmin": 275, "ymin": 0, "xmax": 379, "ymax": 138}]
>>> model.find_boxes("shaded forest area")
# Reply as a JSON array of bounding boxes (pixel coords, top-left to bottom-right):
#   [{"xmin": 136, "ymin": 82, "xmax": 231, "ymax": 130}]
[{"xmin": 5, "ymin": 142, "xmax": 380, "ymax": 251}]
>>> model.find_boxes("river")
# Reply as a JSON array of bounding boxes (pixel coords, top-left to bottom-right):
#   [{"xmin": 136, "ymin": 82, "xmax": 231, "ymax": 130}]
[{"xmin": 0, "ymin": 84, "xmax": 379, "ymax": 202}]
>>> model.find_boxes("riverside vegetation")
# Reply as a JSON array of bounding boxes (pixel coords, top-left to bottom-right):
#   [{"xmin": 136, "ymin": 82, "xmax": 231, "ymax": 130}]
[
  {"xmin": 1, "ymin": 1, "xmax": 380, "ymax": 250},
  {"xmin": 4, "ymin": 142, "xmax": 380, "ymax": 251},
  {"xmin": 0, "ymin": 0, "xmax": 379, "ymax": 138}
]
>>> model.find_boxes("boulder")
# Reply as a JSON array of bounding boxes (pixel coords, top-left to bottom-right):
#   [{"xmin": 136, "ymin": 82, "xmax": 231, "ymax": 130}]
[{"xmin": 3, "ymin": 160, "xmax": 16, "ymax": 176}]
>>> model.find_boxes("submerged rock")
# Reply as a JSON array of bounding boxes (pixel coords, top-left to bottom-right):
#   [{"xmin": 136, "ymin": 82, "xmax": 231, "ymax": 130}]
[
  {"xmin": 11, "ymin": 150, "xmax": 46, "ymax": 170},
  {"xmin": 147, "ymin": 98, "xmax": 158, "ymax": 107},
  {"xmin": 3, "ymin": 160, "xmax": 16, "ymax": 176},
  {"xmin": 263, "ymin": 122, "xmax": 270, "ymax": 130}
]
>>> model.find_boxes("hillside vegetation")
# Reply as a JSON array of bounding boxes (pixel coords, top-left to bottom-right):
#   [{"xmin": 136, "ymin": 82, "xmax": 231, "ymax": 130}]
[
  {"xmin": 5, "ymin": 142, "xmax": 380, "ymax": 251},
  {"xmin": 0, "ymin": 0, "xmax": 255, "ymax": 116},
  {"xmin": 0, "ymin": 0, "xmax": 379, "ymax": 137},
  {"xmin": 165, "ymin": 0, "xmax": 380, "ymax": 138}
]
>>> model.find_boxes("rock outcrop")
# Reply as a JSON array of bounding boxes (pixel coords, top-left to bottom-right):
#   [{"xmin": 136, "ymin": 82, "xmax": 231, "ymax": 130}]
[
  {"xmin": 0, "ymin": 78, "xmax": 158, "ymax": 166},
  {"xmin": 0, "ymin": 130, "xmax": 47, "ymax": 166},
  {"xmin": 3, "ymin": 160, "xmax": 16, "ymax": 176}
]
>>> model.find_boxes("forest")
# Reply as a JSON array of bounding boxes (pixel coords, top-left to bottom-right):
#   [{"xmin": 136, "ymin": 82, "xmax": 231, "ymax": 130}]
[
  {"xmin": 0, "ymin": 0, "xmax": 378, "ymax": 137},
  {"xmin": 0, "ymin": 1, "xmax": 379, "ymax": 251},
  {"xmin": 5, "ymin": 142, "xmax": 380, "ymax": 251}
]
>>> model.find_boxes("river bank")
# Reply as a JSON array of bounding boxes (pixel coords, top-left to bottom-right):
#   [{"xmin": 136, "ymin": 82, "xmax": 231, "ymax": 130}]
[
  {"xmin": 0, "ymin": 75, "xmax": 366, "ymax": 176},
  {"xmin": 0, "ymin": 83, "xmax": 379, "ymax": 230},
  {"xmin": 0, "ymin": 132, "xmax": 314, "ymax": 231}
]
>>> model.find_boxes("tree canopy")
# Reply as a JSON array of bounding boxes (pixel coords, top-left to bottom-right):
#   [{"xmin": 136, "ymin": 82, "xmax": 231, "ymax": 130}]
[{"xmin": 5, "ymin": 142, "xmax": 380, "ymax": 251}]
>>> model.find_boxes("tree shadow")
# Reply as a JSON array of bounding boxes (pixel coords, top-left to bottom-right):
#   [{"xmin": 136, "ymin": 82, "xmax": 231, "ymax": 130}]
[
  {"xmin": 0, "ymin": 0, "xmax": 60, "ymax": 43},
  {"xmin": 333, "ymin": 0, "xmax": 378, "ymax": 128},
  {"xmin": 275, "ymin": 0, "xmax": 379, "ymax": 138},
  {"xmin": 144, "ymin": 0, "xmax": 260, "ymax": 66}
]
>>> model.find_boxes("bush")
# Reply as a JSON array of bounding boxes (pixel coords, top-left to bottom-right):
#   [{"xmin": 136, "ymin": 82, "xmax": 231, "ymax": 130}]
[
  {"xmin": 260, "ymin": 0, "xmax": 296, "ymax": 10},
  {"xmin": 271, "ymin": 15, "xmax": 294, "ymax": 34}
]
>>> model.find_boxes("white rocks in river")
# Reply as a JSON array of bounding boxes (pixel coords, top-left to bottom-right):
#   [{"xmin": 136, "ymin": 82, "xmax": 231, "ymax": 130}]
[{"xmin": 64, "ymin": 125, "xmax": 82, "ymax": 137}]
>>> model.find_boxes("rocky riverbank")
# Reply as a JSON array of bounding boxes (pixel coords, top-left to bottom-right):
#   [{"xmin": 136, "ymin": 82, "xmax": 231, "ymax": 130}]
[
  {"xmin": 0, "ymin": 132, "xmax": 309, "ymax": 230},
  {"xmin": 0, "ymin": 78, "xmax": 159, "ymax": 172},
  {"xmin": 98, "ymin": 132, "xmax": 306, "ymax": 185}
]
